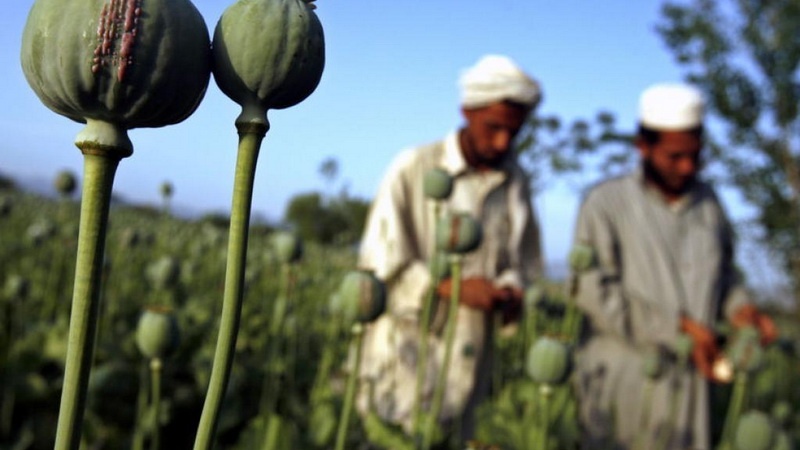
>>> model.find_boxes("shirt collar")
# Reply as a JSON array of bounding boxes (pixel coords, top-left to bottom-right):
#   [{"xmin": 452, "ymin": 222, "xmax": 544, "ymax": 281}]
[{"xmin": 441, "ymin": 130, "xmax": 469, "ymax": 176}]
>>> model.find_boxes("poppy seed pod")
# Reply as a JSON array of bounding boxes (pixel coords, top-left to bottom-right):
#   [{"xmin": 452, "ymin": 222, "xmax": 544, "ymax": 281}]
[
  {"xmin": 423, "ymin": 168, "xmax": 454, "ymax": 200},
  {"xmin": 270, "ymin": 230, "xmax": 303, "ymax": 264},
  {"xmin": 673, "ymin": 333, "xmax": 694, "ymax": 364},
  {"xmin": 428, "ymin": 251, "xmax": 451, "ymax": 280},
  {"xmin": 160, "ymin": 181, "xmax": 174, "ymax": 199},
  {"xmin": 4, "ymin": 275, "xmax": 30, "ymax": 300},
  {"xmin": 642, "ymin": 345, "xmax": 667, "ymax": 380},
  {"xmin": 734, "ymin": 410, "xmax": 775, "ymax": 450},
  {"xmin": 728, "ymin": 326, "xmax": 764, "ymax": 373},
  {"xmin": 524, "ymin": 283, "xmax": 547, "ymax": 311},
  {"xmin": 526, "ymin": 336, "xmax": 572, "ymax": 385},
  {"xmin": 54, "ymin": 170, "xmax": 78, "ymax": 197},
  {"xmin": 146, "ymin": 256, "xmax": 181, "ymax": 290},
  {"xmin": 335, "ymin": 269, "xmax": 386, "ymax": 324},
  {"xmin": 135, "ymin": 306, "xmax": 180, "ymax": 359},
  {"xmin": 21, "ymin": 0, "xmax": 212, "ymax": 155},
  {"xmin": 771, "ymin": 401, "xmax": 792, "ymax": 427},
  {"xmin": 211, "ymin": 0, "xmax": 325, "ymax": 126},
  {"xmin": 568, "ymin": 243, "xmax": 595, "ymax": 272},
  {"xmin": 773, "ymin": 431, "xmax": 793, "ymax": 450},
  {"xmin": 435, "ymin": 211, "xmax": 482, "ymax": 254}
]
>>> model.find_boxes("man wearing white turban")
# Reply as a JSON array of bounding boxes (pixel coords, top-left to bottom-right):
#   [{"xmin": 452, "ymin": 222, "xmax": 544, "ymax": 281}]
[
  {"xmin": 570, "ymin": 82, "xmax": 777, "ymax": 450},
  {"xmin": 354, "ymin": 54, "xmax": 543, "ymax": 445}
]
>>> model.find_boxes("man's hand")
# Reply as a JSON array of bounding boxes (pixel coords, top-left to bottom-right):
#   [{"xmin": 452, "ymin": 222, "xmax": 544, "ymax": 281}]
[
  {"xmin": 680, "ymin": 315, "xmax": 721, "ymax": 382},
  {"xmin": 436, "ymin": 278, "xmax": 521, "ymax": 318},
  {"xmin": 730, "ymin": 304, "xmax": 778, "ymax": 345}
]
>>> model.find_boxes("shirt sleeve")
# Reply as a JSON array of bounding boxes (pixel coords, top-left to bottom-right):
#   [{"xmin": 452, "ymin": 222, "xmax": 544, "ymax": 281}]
[{"xmin": 358, "ymin": 150, "xmax": 431, "ymax": 320}]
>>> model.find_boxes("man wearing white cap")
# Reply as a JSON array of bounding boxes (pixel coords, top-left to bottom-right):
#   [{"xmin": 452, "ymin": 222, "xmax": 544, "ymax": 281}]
[
  {"xmin": 570, "ymin": 83, "xmax": 777, "ymax": 449},
  {"xmin": 354, "ymin": 54, "xmax": 543, "ymax": 444}
]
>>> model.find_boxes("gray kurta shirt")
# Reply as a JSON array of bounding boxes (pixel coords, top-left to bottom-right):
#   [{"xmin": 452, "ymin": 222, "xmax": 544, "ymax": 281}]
[
  {"xmin": 572, "ymin": 167, "xmax": 748, "ymax": 450},
  {"xmin": 355, "ymin": 131, "xmax": 542, "ymax": 437}
]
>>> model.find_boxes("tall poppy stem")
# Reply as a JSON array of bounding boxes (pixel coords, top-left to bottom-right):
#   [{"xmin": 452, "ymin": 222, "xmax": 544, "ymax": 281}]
[
  {"xmin": 193, "ymin": 122, "xmax": 267, "ymax": 450},
  {"xmin": 55, "ymin": 149, "xmax": 122, "ymax": 450}
]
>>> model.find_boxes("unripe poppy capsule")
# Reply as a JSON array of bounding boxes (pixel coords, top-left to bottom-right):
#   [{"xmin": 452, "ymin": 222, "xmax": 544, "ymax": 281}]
[
  {"xmin": 727, "ymin": 326, "xmax": 764, "ymax": 373},
  {"xmin": 146, "ymin": 256, "xmax": 181, "ymax": 290},
  {"xmin": 526, "ymin": 336, "xmax": 571, "ymax": 385},
  {"xmin": 334, "ymin": 269, "xmax": 386, "ymax": 324},
  {"xmin": 135, "ymin": 306, "xmax": 180, "ymax": 359},
  {"xmin": 270, "ymin": 230, "xmax": 303, "ymax": 264},
  {"xmin": 642, "ymin": 346, "xmax": 667, "ymax": 380},
  {"xmin": 734, "ymin": 410, "xmax": 775, "ymax": 450},
  {"xmin": 569, "ymin": 243, "xmax": 595, "ymax": 272},
  {"xmin": 54, "ymin": 170, "xmax": 78, "ymax": 197},
  {"xmin": 423, "ymin": 168, "xmax": 453, "ymax": 200},
  {"xmin": 435, "ymin": 211, "xmax": 482, "ymax": 254}
]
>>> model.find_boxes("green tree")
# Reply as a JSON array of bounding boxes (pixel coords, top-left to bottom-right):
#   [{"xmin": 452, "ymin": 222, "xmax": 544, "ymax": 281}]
[
  {"xmin": 657, "ymin": 0, "xmax": 800, "ymax": 304},
  {"xmin": 283, "ymin": 191, "xmax": 369, "ymax": 245}
]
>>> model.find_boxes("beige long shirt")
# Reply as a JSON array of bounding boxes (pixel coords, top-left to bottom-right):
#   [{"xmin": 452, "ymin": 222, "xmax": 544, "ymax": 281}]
[
  {"xmin": 572, "ymin": 167, "xmax": 748, "ymax": 450},
  {"xmin": 355, "ymin": 131, "xmax": 542, "ymax": 437}
]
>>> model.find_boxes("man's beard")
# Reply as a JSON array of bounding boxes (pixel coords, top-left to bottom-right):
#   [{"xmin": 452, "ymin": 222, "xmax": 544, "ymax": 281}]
[{"xmin": 642, "ymin": 158, "xmax": 695, "ymax": 198}]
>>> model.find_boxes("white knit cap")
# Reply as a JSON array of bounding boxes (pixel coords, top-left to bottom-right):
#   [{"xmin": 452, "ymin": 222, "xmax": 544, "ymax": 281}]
[
  {"xmin": 459, "ymin": 55, "xmax": 541, "ymax": 109},
  {"xmin": 639, "ymin": 83, "xmax": 704, "ymax": 130}
]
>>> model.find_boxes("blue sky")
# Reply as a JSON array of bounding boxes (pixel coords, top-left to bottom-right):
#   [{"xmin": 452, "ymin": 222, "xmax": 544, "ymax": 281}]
[{"xmin": 2, "ymin": 0, "xmax": 783, "ymax": 288}]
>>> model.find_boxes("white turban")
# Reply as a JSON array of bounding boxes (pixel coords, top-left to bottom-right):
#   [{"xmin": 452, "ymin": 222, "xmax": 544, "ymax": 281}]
[
  {"xmin": 639, "ymin": 83, "xmax": 704, "ymax": 130},
  {"xmin": 459, "ymin": 55, "xmax": 541, "ymax": 110}
]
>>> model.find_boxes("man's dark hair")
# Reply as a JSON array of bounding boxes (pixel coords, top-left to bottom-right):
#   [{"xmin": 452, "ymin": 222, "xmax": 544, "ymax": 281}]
[{"xmin": 637, "ymin": 123, "xmax": 703, "ymax": 145}]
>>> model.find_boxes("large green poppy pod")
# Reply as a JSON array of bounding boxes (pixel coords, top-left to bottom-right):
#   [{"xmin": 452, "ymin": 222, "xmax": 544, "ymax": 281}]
[
  {"xmin": 160, "ymin": 181, "xmax": 174, "ymax": 199},
  {"xmin": 4, "ymin": 274, "xmax": 30, "ymax": 300},
  {"xmin": 568, "ymin": 243, "xmax": 595, "ymax": 272},
  {"xmin": 135, "ymin": 306, "xmax": 180, "ymax": 359},
  {"xmin": 435, "ymin": 211, "xmax": 482, "ymax": 254},
  {"xmin": 734, "ymin": 410, "xmax": 775, "ymax": 450},
  {"xmin": 773, "ymin": 431, "xmax": 793, "ymax": 450},
  {"xmin": 642, "ymin": 345, "xmax": 667, "ymax": 380},
  {"xmin": 54, "ymin": 170, "xmax": 78, "ymax": 197},
  {"xmin": 771, "ymin": 401, "xmax": 793, "ymax": 427},
  {"xmin": 211, "ymin": 0, "xmax": 325, "ymax": 126},
  {"xmin": 673, "ymin": 333, "xmax": 694, "ymax": 364},
  {"xmin": 524, "ymin": 283, "xmax": 547, "ymax": 311},
  {"xmin": 335, "ymin": 269, "xmax": 386, "ymax": 324},
  {"xmin": 728, "ymin": 326, "xmax": 764, "ymax": 373},
  {"xmin": 21, "ymin": 0, "xmax": 212, "ymax": 155},
  {"xmin": 428, "ymin": 251, "xmax": 451, "ymax": 280},
  {"xmin": 423, "ymin": 168, "xmax": 453, "ymax": 200},
  {"xmin": 270, "ymin": 230, "xmax": 303, "ymax": 264},
  {"xmin": 146, "ymin": 256, "xmax": 181, "ymax": 290},
  {"xmin": 526, "ymin": 336, "xmax": 572, "ymax": 385}
]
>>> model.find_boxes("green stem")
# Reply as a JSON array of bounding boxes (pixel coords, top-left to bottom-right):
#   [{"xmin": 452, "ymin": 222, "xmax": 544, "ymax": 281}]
[
  {"xmin": 132, "ymin": 361, "xmax": 149, "ymax": 450},
  {"xmin": 150, "ymin": 358, "xmax": 162, "ymax": 450},
  {"xmin": 54, "ymin": 151, "xmax": 121, "ymax": 450},
  {"xmin": 412, "ymin": 265, "xmax": 441, "ymax": 434},
  {"xmin": 634, "ymin": 380, "xmax": 655, "ymax": 450},
  {"xmin": 193, "ymin": 122, "xmax": 267, "ymax": 450},
  {"xmin": 423, "ymin": 255, "xmax": 462, "ymax": 450},
  {"xmin": 718, "ymin": 373, "xmax": 749, "ymax": 450},
  {"xmin": 334, "ymin": 324, "xmax": 364, "ymax": 450},
  {"xmin": 539, "ymin": 384, "xmax": 552, "ymax": 450}
]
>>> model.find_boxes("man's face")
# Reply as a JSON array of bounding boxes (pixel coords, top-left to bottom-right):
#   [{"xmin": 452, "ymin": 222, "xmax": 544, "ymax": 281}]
[
  {"xmin": 638, "ymin": 130, "xmax": 703, "ymax": 198},
  {"xmin": 461, "ymin": 102, "xmax": 529, "ymax": 169}
]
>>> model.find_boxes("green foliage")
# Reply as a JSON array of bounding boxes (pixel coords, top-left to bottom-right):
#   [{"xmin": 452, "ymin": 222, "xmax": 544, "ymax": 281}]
[
  {"xmin": 283, "ymin": 191, "xmax": 369, "ymax": 245},
  {"xmin": 657, "ymin": 0, "xmax": 800, "ymax": 304},
  {"xmin": 1, "ymin": 190, "xmax": 799, "ymax": 449}
]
